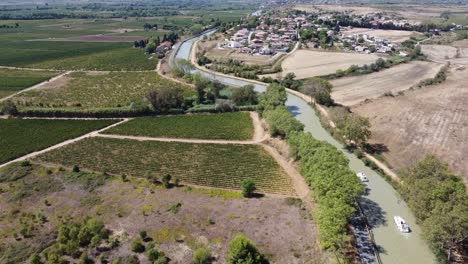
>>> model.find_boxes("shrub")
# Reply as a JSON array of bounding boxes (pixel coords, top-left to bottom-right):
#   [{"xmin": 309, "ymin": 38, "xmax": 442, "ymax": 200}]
[
  {"xmin": 241, "ymin": 178, "xmax": 256, "ymax": 198},
  {"xmin": 227, "ymin": 234, "xmax": 264, "ymax": 264},
  {"xmin": 139, "ymin": 229, "xmax": 148, "ymax": 240},
  {"xmin": 162, "ymin": 174, "xmax": 172, "ymax": 188},
  {"xmin": 78, "ymin": 252, "xmax": 91, "ymax": 264},
  {"xmin": 231, "ymin": 85, "xmax": 258, "ymax": 106},
  {"xmin": 72, "ymin": 165, "xmax": 80, "ymax": 173},
  {"xmin": 130, "ymin": 237, "xmax": 145, "ymax": 253},
  {"xmin": 148, "ymin": 248, "xmax": 164, "ymax": 262},
  {"xmin": 354, "ymin": 149, "xmax": 364, "ymax": 159},
  {"xmin": 29, "ymin": 253, "xmax": 41, "ymax": 264},
  {"xmin": 1, "ymin": 100, "xmax": 18, "ymax": 115},
  {"xmin": 191, "ymin": 248, "xmax": 211, "ymax": 264}
]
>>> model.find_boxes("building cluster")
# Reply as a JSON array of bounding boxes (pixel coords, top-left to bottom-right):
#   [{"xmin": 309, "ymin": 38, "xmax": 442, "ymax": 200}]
[
  {"xmin": 222, "ymin": 12, "xmax": 301, "ymax": 56},
  {"xmin": 340, "ymin": 29, "xmax": 406, "ymax": 55}
]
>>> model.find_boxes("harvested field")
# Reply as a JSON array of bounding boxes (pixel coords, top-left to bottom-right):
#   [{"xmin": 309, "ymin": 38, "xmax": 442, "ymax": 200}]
[
  {"xmin": 35, "ymin": 137, "xmax": 295, "ymax": 195},
  {"xmin": 0, "ymin": 163, "xmax": 324, "ymax": 263},
  {"xmin": 103, "ymin": 112, "xmax": 254, "ymax": 140},
  {"xmin": 331, "ymin": 61, "xmax": 443, "ymax": 106},
  {"xmin": 353, "ymin": 67, "xmax": 468, "ymax": 185},
  {"xmin": 422, "ymin": 41, "xmax": 468, "ymax": 65},
  {"xmin": 264, "ymin": 49, "xmax": 379, "ymax": 80},
  {"xmin": 33, "ymin": 34, "xmax": 146, "ymax": 42},
  {"xmin": 294, "ymin": 4, "xmax": 380, "ymax": 15},
  {"xmin": 343, "ymin": 28, "xmax": 422, "ymax": 43},
  {"xmin": 12, "ymin": 71, "xmax": 194, "ymax": 110}
]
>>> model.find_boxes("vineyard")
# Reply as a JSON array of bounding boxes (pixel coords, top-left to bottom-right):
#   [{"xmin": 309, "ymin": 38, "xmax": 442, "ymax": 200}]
[
  {"xmin": 104, "ymin": 112, "xmax": 254, "ymax": 140},
  {"xmin": 12, "ymin": 72, "xmax": 194, "ymax": 110},
  {"xmin": 0, "ymin": 69, "xmax": 58, "ymax": 99},
  {"xmin": 35, "ymin": 137, "xmax": 295, "ymax": 195},
  {"xmin": 0, "ymin": 119, "xmax": 116, "ymax": 163}
]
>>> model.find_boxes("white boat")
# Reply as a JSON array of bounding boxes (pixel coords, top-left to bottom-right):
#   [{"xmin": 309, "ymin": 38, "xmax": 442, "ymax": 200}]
[
  {"xmin": 394, "ymin": 216, "xmax": 410, "ymax": 233},
  {"xmin": 356, "ymin": 172, "xmax": 369, "ymax": 182}
]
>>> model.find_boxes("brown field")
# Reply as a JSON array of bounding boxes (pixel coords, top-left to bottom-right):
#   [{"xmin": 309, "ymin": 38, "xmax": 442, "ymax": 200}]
[
  {"xmin": 261, "ymin": 49, "xmax": 379, "ymax": 80},
  {"xmin": 352, "ymin": 67, "xmax": 468, "ymax": 185},
  {"xmin": 32, "ymin": 34, "xmax": 145, "ymax": 42},
  {"xmin": 0, "ymin": 163, "xmax": 325, "ymax": 263},
  {"xmin": 330, "ymin": 61, "xmax": 443, "ymax": 106},
  {"xmin": 422, "ymin": 41, "xmax": 468, "ymax": 66},
  {"xmin": 294, "ymin": 4, "xmax": 380, "ymax": 15},
  {"xmin": 343, "ymin": 28, "xmax": 422, "ymax": 43}
]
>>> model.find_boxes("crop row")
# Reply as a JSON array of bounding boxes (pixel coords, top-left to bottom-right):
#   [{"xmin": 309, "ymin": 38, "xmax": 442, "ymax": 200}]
[
  {"xmin": 0, "ymin": 119, "xmax": 117, "ymax": 164},
  {"xmin": 34, "ymin": 137, "xmax": 295, "ymax": 195},
  {"xmin": 0, "ymin": 69, "xmax": 58, "ymax": 99},
  {"xmin": 103, "ymin": 112, "xmax": 254, "ymax": 140}
]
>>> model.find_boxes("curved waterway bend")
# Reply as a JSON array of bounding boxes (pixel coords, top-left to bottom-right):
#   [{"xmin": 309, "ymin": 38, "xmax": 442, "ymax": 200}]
[{"xmin": 174, "ymin": 32, "xmax": 435, "ymax": 264}]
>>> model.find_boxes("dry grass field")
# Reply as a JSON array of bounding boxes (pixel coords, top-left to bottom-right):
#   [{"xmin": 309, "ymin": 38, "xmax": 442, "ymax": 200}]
[
  {"xmin": 261, "ymin": 49, "xmax": 379, "ymax": 80},
  {"xmin": 330, "ymin": 61, "xmax": 443, "ymax": 106},
  {"xmin": 422, "ymin": 41, "xmax": 468, "ymax": 65},
  {"xmin": 343, "ymin": 28, "xmax": 422, "ymax": 43},
  {"xmin": 0, "ymin": 163, "xmax": 325, "ymax": 263},
  {"xmin": 352, "ymin": 67, "xmax": 468, "ymax": 185},
  {"xmin": 294, "ymin": 4, "xmax": 380, "ymax": 15}
]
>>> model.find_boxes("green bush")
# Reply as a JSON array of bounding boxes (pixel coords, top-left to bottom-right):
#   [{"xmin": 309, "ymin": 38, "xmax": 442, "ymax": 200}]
[
  {"xmin": 241, "ymin": 178, "xmax": 256, "ymax": 198},
  {"xmin": 130, "ymin": 237, "xmax": 145, "ymax": 253},
  {"xmin": 191, "ymin": 248, "xmax": 211, "ymax": 264},
  {"xmin": 263, "ymin": 106, "xmax": 304, "ymax": 138},
  {"xmin": 227, "ymin": 234, "xmax": 264, "ymax": 264}
]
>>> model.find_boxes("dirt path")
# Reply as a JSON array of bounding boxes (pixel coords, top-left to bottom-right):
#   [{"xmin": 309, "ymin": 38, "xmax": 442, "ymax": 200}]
[
  {"xmin": 0, "ymin": 118, "xmax": 130, "ymax": 170},
  {"xmin": 0, "ymin": 71, "xmax": 70, "ymax": 103}
]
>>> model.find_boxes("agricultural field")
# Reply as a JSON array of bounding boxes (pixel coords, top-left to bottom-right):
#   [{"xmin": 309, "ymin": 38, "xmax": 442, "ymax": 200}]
[
  {"xmin": 0, "ymin": 162, "xmax": 323, "ymax": 263},
  {"xmin": 330, "ymin": 61, "xmax": 443, "ymax": 106},
  {"xmin": 422, "ymin": 41, "xmax": 468, "ymax": 65},
  {"xmin": 0, "ymin": 68, "xmax": 58, "ymax": 99},
  {"xmin": 12, "ymin": 71, "xmax": 194, "ymax": 110},
  {"xmin": 342, "ymin": 28, "xmax": 422, "ymax": 43},
  {"xmin": 261, "ymin": 49, "xmax": 380, "ymax": 80},
  {"xmin": 352, "ymin": 67, "xmax": 468, "ymax": 185},
  {"xmin": 34, "ymin": 137, "xmax": 295, "ymax": 195},
  {"xmin": 104, "ymin": 112, "xmax": 254, "ymax": 140},
  {"xmin": 0, "ymin": 119, "xmax": 116, "ymax": 164}
]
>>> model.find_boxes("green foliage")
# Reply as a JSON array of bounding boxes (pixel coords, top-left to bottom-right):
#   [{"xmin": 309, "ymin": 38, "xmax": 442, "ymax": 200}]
[
  {"xmin": 241, "ymin": 178, "xmax": 256, "ymax": 198},
  {"xmin": 147, "ymin": 248, "xmax": 165, "ymax": 262},
  {"xmin": 227, "ymin": 234, "xmax": 265, "ymax": 264},
  {"xmin": 231, "ymin": 85, "xmax": 258, "ymax": 106},
  {"xmin": 0, "ymin": 119, "xmax": 116, "ymax": 164},
  {"xmin": 146, "ymin": 87, "xmax": 184, "ymax": 114},
  {"xmin": 167, "ymin": 202, "xmax": 182, "ymax": 214},
  {"xmin": 191, "ymin": 248, "xmax": 211, "ymax": 264},
  {"xmin": 104, "ymin": 112, "xmax": 253, "ymax": 140},
  {"xmin": 263, "ymin": 106, "xmax": 304, "ymax": 138},
  {"xmin": 336, "ymin": 115, "xmax": 371, "ymax": 146},
  {"xmin": 400, "ymin": 155, "xmax": 468, "ymax": 261},
  {"xmin": 29, "ymin": 253, "xmax": 41, "ymax": 264},
  {"xmin": 72, "ymin": 165, "xmax": 80, "ymax": 173},
  {"xmin": 287, "ymin": 131, "xmax": 364, "ymax": 252},
  {"xmin": 130, "ymin": 237, "xmax": 145, "ymax": 253},
  {"xmin": 36, "ymin": 137, "xmax": 294, "ymax": 195},
  {"xmin": 1, "ymin": 100, "xmax": 18, "ymax": 115},
  {"xmin": 139, "ymin": 229, "xmax": 148, "ymax": 240},
  {"xmin": 258, "ymin": 83, "xmax": 287, "ymax": 112},
  {"xmin": 78, "ymin": 252, "xmax": 91, "ymax": 264},
  {"xmin": 301, "ymin": 78, "xmax": 333, "ymax": 106}
]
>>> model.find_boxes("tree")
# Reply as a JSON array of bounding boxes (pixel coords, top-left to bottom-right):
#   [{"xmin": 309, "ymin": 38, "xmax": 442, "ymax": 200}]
[
  {"xmin": 162, "ymin": 174, "xmax": 172, "ymax": 188},
  {"xmin": 302, "ymin": 78, "xmax": 333, "ymax": 106},
  {"xmin": 191, "ymin": 248, "xmax": 211, "ymax": 264},
  {"xmin": 341, "ymin": 115, "xmax": 371, "ymax": 146},
  {"xmin": 231, "ymin": 85, "xmax": 258, "ymax": 106},
  {"xmin": 146, "ymin": 87, "xmax": 183, "ymax": 113},
  {"xmin": 259, "ymin": 83, "xmax": 287, "ymax": 111},
  {"xmin": 130, "ymin": 237, "xmax": 145, "ymax": 253},
  {"xmin": 263, "ymin": 106, "xmax": 304, "ymax": 138},
  {"xmin": 78, "ymin": 252, "xmax": 91, "ymax": 264},
  {"xmin": 241, "ymin": 178, "xmax": 256, "ymax": 198},
  {"xmin": 227, "ymin": 234, "xmax": 264, "ymax": 264},
  {"xmin": 1, "ymin": 100, "xmax": 18, "ymax": 115}
]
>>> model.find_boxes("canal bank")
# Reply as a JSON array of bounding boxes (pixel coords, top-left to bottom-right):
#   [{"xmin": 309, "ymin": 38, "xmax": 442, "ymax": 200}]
[{"xmin": 172, "ymin": 31, "xmax": 436, "ymax": 264}]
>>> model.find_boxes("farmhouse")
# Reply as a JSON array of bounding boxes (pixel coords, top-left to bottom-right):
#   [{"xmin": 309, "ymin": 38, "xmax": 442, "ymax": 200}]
[{"xmin": 156, "ymin": 41, "xmax": 173, "ymax": 52}]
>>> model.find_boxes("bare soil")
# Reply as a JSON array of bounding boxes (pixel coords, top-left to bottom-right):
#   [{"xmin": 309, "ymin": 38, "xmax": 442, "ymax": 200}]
[
  {"xmin": 262, "ymin": 49, "xmax": 379, "ymax": 80},
  {"xmin": 330, "ymin": 61, "xmax": 443, "ymax": 106},
  {"xmin": 352, "ymin": 67, "xmax": 468, "ymax": 184},
  {"xmin": 343, "ymin": 28, "xmax": 422, "ymax": 43},
  {"xmin": 422, "ymin": 41, "xmax": 468, "ymax": 66},
  {"xmin": 0, "ymin": 165, "xmax": 325, "ymax": 264}
]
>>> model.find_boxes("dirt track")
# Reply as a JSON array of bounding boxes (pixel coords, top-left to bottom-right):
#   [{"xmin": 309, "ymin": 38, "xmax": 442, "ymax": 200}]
[
  {"xmin": 353, "ymin": 67, "xmax": 468, "ymax": 185},
  {"xmin": 331, "ymin": 61, "xmax": 443, "ymax": 106}
]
